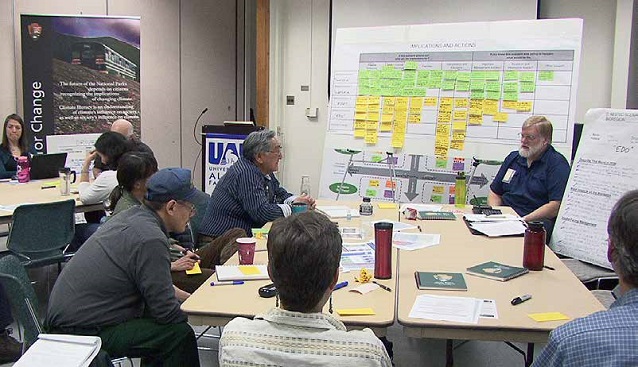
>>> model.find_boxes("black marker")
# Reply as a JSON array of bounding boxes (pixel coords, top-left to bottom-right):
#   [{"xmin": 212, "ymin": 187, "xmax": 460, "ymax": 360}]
[{"xmin": 511, "ymin": 294, "xmax": 532, "ymax": 305}]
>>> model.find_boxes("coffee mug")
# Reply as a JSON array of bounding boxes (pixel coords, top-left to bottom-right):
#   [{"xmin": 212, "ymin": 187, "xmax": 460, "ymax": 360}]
[
  {"xmin": 59, "ymin": 167, "xmax": 77, "ymax": 196},
  {"xmin": 236, "ymin": 238, "xmax": 256, "ymax": 265}
]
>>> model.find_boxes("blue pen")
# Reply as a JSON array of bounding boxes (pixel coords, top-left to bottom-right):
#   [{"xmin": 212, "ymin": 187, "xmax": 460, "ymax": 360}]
[
  {"xmin": 210, "ymin": 281, "xmax": 244, "ymax": 286},
  {"xmin": 334, "ymin": 281, "xmax": 348, "ymax": 291}
]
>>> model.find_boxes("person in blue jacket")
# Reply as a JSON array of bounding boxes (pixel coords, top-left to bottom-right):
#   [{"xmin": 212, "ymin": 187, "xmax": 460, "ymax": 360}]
[{"xmin": 0, "ymin": 114, "xmax": 35, "ymax": 179}]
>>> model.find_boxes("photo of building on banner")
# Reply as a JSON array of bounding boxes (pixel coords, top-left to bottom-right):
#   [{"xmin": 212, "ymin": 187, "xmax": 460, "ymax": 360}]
[{"xmin": 21, "ymin": 15, "xmax": 140, "ymax": 170}]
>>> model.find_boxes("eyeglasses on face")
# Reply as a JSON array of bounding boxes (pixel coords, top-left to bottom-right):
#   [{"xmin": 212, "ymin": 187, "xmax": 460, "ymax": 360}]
[{"xmin": 176, "ymin": 201, "xmax": 196, "ymax": 215}]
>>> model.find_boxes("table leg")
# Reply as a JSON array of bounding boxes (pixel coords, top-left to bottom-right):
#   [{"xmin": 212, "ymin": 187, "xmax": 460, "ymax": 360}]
[
  {"xmin": 525, "ymin": 343, "xmax": 535, "ymax": 367},
  {"xmin": 446, "ymin": 339, "xmax": 454, "ymax": 367}
]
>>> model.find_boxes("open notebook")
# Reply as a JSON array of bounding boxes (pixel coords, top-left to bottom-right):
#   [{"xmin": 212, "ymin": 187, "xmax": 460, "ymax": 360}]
[
  {"xmin": 14, "ymin": 334, "xmax": 101, "ymax": 367},
  {"xmin": 215, "ymin": 265, "xmax": 270, "ymax": 281}
]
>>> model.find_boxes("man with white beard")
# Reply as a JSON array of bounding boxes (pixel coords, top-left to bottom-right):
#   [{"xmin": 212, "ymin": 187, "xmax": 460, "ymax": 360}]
[{"xmin": 488, "ymin": 116, "xmax": 570, "ymax": 240}]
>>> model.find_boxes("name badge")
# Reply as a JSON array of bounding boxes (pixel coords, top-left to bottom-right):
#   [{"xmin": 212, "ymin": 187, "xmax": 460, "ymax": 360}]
[{"xmin": 502, "ymin": 168, "xmax": 516, "ymax": 183}]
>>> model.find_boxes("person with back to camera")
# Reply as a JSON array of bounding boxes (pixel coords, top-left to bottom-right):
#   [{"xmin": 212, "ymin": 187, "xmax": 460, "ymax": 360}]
[
  {"xmin": 488, "ymin": 115, "xmax": 570, "ymax": 240},
  {"xmin": 532, "ymin": 190, "xmax": 638, "ymax": 366},
  {"xmin": 0, "ymin": 114, "xmax": 35, "ymax": 179},
  {"xmin": 199, "ymin": 130, "xmax": 316, "ymax": 249},
  {"xmin": 219, "ymin": 210, "xmax": 392, "ymax": 366},
  {"xmin": 93, "ymin": 119, "xmax": 154, "ymax": 177}
]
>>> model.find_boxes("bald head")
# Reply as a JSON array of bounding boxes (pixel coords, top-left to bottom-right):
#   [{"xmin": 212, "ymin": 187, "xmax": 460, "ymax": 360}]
[{"xmin": 111, "ymin": 119, "xmax": 134, "ymax": 137}]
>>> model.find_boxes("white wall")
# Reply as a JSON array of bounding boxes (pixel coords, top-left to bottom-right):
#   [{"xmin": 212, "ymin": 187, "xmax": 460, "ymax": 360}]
[
  {"xmin": 272, "ymin": 0, "xmax": 633, "ymax": 197},
  {"xmin": 0, "ymin": 0, "xmax": 239, "ymax": 189}
]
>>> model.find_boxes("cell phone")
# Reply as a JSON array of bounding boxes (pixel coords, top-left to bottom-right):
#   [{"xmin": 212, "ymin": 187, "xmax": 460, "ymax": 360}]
[{"xmin": 258, "ymin": 283, "xmax": 277, "ymax": 298}]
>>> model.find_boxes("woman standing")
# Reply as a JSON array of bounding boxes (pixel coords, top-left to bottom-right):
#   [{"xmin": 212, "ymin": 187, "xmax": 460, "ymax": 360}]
[{"xmin": 0, "ymin": 114, "xmax": 34, "ymax": 179}]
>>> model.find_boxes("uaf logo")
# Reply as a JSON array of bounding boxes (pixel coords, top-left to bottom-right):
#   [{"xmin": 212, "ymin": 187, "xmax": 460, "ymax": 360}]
[{"xmin": 208, "ymin": 140, "xmax": 243, "ymax": 166}]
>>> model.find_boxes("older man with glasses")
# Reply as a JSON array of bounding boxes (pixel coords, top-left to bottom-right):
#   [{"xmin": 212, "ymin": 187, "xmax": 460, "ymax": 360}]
[
  {"xmin": 488, "ymin": 115, "xmax": 570, "ymax": 240},
  {"xmin": 199, "ymin": 129, "xmax": 316, "ymax": 244}
]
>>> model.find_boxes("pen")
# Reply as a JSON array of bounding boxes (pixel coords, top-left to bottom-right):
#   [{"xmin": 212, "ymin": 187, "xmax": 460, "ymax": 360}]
[
  {"xmin": 543, "ymin": 265, "xmax": 555, "ymax": 271},
  {"xmin": 511, "ymin": 294, "xmax": 532, "ymax": 305},
  {"xmin": 41, "ymin": 185, "xmax": 56, "ymax": 189},
  {"xmin": 210, "ymin": 281, "xmax": 244, "ymax": 286},
  {"xmin": 372, "ymin": 281, "xmax": 392, "ymax": 292},
  {"xmin": 334, "ymin": 281, "xmax": 348, "ymax": 291},
  {"xmin": 417, "ymin": 225, "xmax": 422, "ymax": 232}
]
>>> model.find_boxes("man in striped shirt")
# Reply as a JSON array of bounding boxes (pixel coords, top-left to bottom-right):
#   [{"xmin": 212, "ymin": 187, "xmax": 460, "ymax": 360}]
[{"xmin": 199, "ymin": 130, "xmax": 315, "ymax": 241}]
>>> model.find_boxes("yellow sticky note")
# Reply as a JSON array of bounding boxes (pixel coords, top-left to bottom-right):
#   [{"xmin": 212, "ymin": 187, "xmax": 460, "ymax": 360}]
[
  {"xmin": 355, "ymin": 104, "xmax": 367, "ymax": 113},
  {"xmin": 336, "ymin": 308, "xmax": 376, "ymax": 316},
  {"xmin": 378, "ymin": 203, "xmax": 398, "ymax": 209},
  {"xmin": 384, "ymin": 97, "xmax": 396, "ymax": 106},
  {"xmin": 424, "ymin": 97, "xmax": 438, "ymax": 107},
  {"xmin": 517, "ymin": 101, "xmax": 533, "ymax": 112},
  {"xmin": 355, "ymin": 112, "xmax": 367, "ymax": 120},
  {"xmin": 239, "ymin": 265, "xmax": 261, "ymax": 275},
  {"xmin": 453, "ymin": 110, "xmax": 467, "ymax": 120},
  {"xmin": 354, "ymin": 129, "xmax": 365, "ymax": 138},
  {"xmin": 381, "ymin": 114, "xmax": 394, "ymax": 123},
  {"xmin": 528, "ymin": 312, "xmax": 570, "ymax": 322},
  {"xmin": 454, "ymin": 98, "xmax": 469, "ymax": 108},
  {"xmin": 368, "ymin": 96, "xmax": 381, "ymax": 105},
  {"xmin": 356, "ymin": 96, "xmax": 369, "ymax": 105},
  {"xmin": 369, "ymin": 180, "xmax": 380, "ymax": 187},
  {"xmin": 408, "ymin": 114, "xmax": 421, "ymax": 123},
  {"xmin": 502, "ymin": 100, "xmax": 518, "ymax": 109},
  {"xmin": 452, "ymin": 120, "xmax": 467, "ymax": 130},
  {"xmin": 493, "ymin": 112, "xmax": 509, "ymax": 122},
  {"xmin": 410, "ymin": 97, "xmax": 424, "ymax": 107},
  {"xmin": 185, "ymin": 262, "xmax": 202, "ymax": 275},
  {"xmin": 379, "ymin": 121, "xmax": 393, "ymax": 132},
  {"xmin": 469, "ymin": 114, "xmax": 483, "ymax": 125},
  {"xmin": 440, "ymin": 97, "xmax": 453, "ymax": 106}
]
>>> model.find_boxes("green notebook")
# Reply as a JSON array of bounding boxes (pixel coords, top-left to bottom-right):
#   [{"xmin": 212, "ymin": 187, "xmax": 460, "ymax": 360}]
[
  {"xmin": 414, "ymin": 271, "xmax": 467, "ymax": 291},
  {"xmin": 418, "ymin": 211, "xmax": 456, "ymax": 220},
  {"xmin": 465, "ymin": 261, "xmax": 529, "ymax": 282}
]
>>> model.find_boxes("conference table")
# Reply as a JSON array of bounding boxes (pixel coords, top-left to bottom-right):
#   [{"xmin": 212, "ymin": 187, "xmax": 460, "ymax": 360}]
[
  {"xmin": 0, "ymin": 178, "xmax": 104, "ymax": 225},
  {"xmin": 180, "ymin": 202, "xmax": 605, "ymax": 366}
]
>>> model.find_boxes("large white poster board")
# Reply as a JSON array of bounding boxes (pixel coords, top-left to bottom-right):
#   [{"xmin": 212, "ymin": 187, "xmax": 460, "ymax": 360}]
[
  {"xmin": 320, "ymin": 19, "xmax": 582, "ymax": 201},
  {"xmin": 551, "ymin": 109, "xmax": 638, "ymax": 269}
]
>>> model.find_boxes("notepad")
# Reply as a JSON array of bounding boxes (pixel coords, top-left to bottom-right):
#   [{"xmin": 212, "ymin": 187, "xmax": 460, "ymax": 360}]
[
  {"xmin": 14, "ymin": 334, "xmax": 101, "ymax": 367},
  {"xmin": 528, "ymin": 312, "xmax": 570, "ymax": 322},
  {"xmin": 215, "ymin": 264, "xmax": 270, "ymax": 281},
  {"xmin": 378, "ymin": 203, "xmax": 398, "ymax": 209}
]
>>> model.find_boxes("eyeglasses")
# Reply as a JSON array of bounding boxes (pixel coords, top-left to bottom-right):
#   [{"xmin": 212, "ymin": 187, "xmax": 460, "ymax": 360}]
[{"xmin": 177, "ymin": 201, "xmax": 196, "ymax": 215}]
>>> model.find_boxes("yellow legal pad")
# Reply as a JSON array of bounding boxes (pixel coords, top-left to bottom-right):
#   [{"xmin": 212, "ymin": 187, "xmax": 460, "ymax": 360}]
[
  {"xmin": 336, "ymin": 308, "xmax": 376, "ymax": 316},
  {"xmin": 528, "ymin": 312, "xmax": 570, "ymax": 322},
  {"xmin": 239, "ymin": 266, "xmax": 261, "ymax": 275},
  {"xmin": 185, "ymin": 262, "xmax": 202, "ymax": 275},
  {"xmin": 378, "ymin": 203, "xmax": 398, "ymax": 209}
]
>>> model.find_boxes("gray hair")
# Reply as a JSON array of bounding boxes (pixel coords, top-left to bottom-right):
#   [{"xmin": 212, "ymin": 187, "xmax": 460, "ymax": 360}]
[
  {"xmin": 607, "ymin": 190, "xmax": 638, "ymax": 287},
  {"xmin": 242, "ymin": 130, "xmax": 276, "ymax": 162}
]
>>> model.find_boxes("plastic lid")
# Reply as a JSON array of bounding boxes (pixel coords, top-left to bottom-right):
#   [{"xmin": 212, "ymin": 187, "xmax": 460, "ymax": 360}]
[
  {"xmin": 363, "ymin": 197, "xmax": 371, "ymax": 202},
  {"xmin": 528, "ymin": 221, "xmax": 545, "ymax": 231}
]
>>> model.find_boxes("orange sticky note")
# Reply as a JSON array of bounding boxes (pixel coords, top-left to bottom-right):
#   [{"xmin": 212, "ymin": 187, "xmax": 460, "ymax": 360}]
[
  {"xmin": 528, "ymin": 312, "xmax": 570, "ymax": 322},
  {"xmin": 336, "ymin": 308, "xmax": 376, "ymax": 316},
  {"xmin": 185, "ymin": 262, "xmax": 202, "ymax": 275}
]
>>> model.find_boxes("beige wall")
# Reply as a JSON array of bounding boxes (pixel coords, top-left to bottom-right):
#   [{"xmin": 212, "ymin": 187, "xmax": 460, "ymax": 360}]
[{"xmin": 0, "ymin": 0, "xmax": 238, "ymax": 189}]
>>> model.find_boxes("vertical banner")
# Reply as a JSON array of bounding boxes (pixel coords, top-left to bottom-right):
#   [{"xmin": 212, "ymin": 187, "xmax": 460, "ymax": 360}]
[
  {"xmin": 21, "ymin": 14, "xmax": 140, "ymax": 171},
  {"xmin": 204, "ymin": 133, "xmax": 247, "ymax": 195}
]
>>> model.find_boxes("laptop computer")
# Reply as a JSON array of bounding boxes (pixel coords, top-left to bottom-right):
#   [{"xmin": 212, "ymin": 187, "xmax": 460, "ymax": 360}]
[{"xmin": 29, "ymin": 153, "xmax": 68, "ymax": 180}]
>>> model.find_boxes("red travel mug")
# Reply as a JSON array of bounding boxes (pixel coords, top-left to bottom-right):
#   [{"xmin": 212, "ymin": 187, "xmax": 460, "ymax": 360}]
[
  {"xmin": 374, "ymin": 222, "xmax": 393, "ymax": 279},
  {"xmin": 523, "ymin": 221, "xmax": 546, "ymax": 271}
]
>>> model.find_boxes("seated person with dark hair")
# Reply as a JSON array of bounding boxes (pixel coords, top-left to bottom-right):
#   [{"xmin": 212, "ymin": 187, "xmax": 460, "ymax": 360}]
[
  {"xmin": 0, "ymin": 114, "xmax": 35, "ymax": 179},
  {"xmin": 46, "ymin": 168, "xmax": 201, "ymax": 367},
  {"xmin": 199, "ymin": 129, "xmax": 315, "ymax": 242},
  {"xmin": 488, "ymin": 115, "xmax": 570, "ymax": 239},
  {"xmin": 218, "ymin": 211, "xmax": 391, "ymax": 367},
  {"xmin": 532, "ymin": 190, "xmax": 638, "ymax": 366}
]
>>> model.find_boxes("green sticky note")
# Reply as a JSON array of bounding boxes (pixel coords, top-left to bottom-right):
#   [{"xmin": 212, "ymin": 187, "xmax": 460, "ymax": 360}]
[
  {"xmin": 359, "ymin": 69, "xmax": 371, "ymax": 79},
  {"xmin": 539, "ymin": 70, "xmax": 554, "ymax": 81},
  {"xmin": 414, "ymin": 87, "xmax": 427, "ymax": 97},
  {"xmin": 485, "ymin": 81, "xmax": 501, "ymax": 92},
  {"xmin": 503, "ymin": 83, "xmax": 518, "ymax": 92},
  {"xmin": 470, "ymin": 90, "xmax": 485, "ymax": 99},
  {"xmin": 430, "ymin": 70, "xmax": 444, "ymax": 79},
  {"xmin": 470, "ymin": 80, "xmax": 485, "ymax": 91},
  {"xmin": 504, "ymin": 71, "xmax": 519, "ymax": 81},
  {"xmin": 484, "ymin": 71, "xmax": 500, "ymax": 81},
  {"xmin": 503, "ymin": 91, "xmax": 519, "ymax": 101},
  {"xmin": 485, "ymin": 91, "xmax": 500, "ymax": 100},
  {"xmin": 443, "ymin": 70, "xmax": 458, "ymax": 80},
  {"xmin": 471, "ymin": 71, "xmax": 486, "ymax": 79},
  {"xmin": 371, "ymin": 155, "xmax": 385, "ymax": 163},
  {"xmin": 404, "ymin": 61, "xmax": 418, "ymax": 70},
  {"xmin": 456, "ymin": 71, "xmax": 471, "ymax": 82},
  {"xmin": 403, "ymin": 70, "xmax": 417, "ymax": 81},
  {"xmin": 429, "ymin": 78, "xmax": 442, "ymax": 89},
  {"xmin": 366, "ymin": 188, "xmax": 377, "ymax": 197},
  {"xmin": 455, "ymin": 81, "xmax": 470, "ymax": 91},
  {"xmin": 441, "ymin": 79, "xmax": 456, "ymax": 90},
  {"xmin": 430, "ymin": 195, "xmax": 443, "ymax": 203},
  {"xmin": 369, "ymin": 70, "xmax": 381, "ymax": 79},
  {"xmin": 359, "ymin": 87, "xmax": 370, "ymax": 95},
  {"xmin": 520, "ymin": 72, "xmax": 535, "ymax": 82},
  {"xmin": 519, "ymin": 81, "xmax": 536, "ymax": 93},
  {"xmin": 402, "ymin": 87, "xmax": 416, "ymax": 96}
]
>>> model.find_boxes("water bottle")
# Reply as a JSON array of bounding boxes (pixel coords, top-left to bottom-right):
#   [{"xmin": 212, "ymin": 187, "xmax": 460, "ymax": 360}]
[
  {"xmin": 455, "ymin": 171, "xmax": 467, "ymax": 208},
  {"xmin": 16, "ymin": 156, "xmax": 30, "ymax": 183},
  {"xmin": 300, "ymin": 175, "xmax": 311, "ymax": 196},
  {"xmin": 523, "ymin": 221, "xmax": 546, "ymax": 271},
  {"xmin": 359, "ymin": 197, "xmax": 373, "ymax": 216},
  {"xmin": 374, "ymin": 222, "xmax": 393, "ymax": 279}
]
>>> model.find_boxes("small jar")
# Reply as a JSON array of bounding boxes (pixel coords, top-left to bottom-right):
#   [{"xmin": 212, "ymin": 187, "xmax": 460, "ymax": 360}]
[
  {"xmin": 359, "ymin": 197, "xmax": 373, "ymax": 216},
  {"xmin": 523, "ymin": 221, "xmax": 546, "ymax": 271}
]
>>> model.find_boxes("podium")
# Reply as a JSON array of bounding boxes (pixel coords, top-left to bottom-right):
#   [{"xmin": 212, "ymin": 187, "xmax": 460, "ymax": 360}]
[{"xmin": 201, "ymin": 124, "xmax": 259, "ymax": 194}]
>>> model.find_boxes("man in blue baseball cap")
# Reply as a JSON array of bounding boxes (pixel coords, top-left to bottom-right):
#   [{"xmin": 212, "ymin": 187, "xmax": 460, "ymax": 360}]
[{"xmin": 46, "ymin": 168, "xmax": 200, "ymax": 367}]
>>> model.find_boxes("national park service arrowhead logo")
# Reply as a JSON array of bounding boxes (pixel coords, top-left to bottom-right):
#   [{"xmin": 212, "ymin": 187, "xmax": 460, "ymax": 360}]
[{"xmin": 28, "ymin": 23, "xmax": 42, "ymax": 40}]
